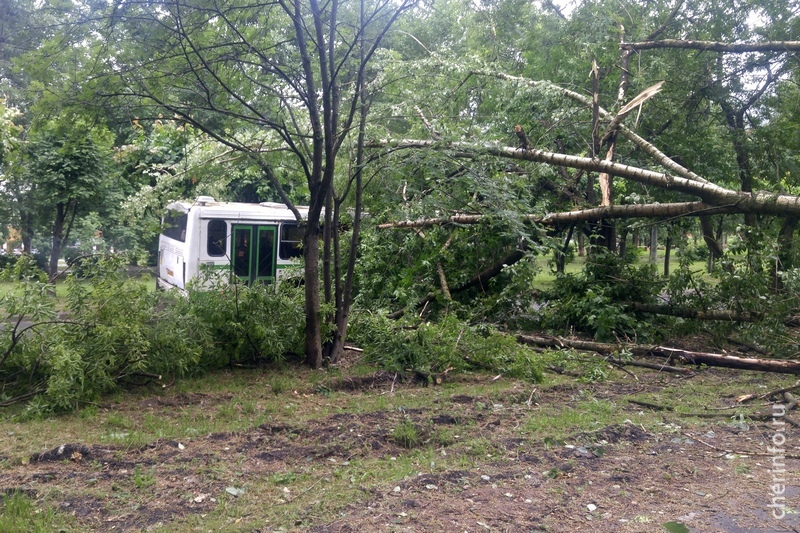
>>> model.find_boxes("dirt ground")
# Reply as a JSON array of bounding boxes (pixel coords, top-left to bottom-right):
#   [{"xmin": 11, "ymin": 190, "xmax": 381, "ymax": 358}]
[{"xmin": 1, "ymin": 365, "xmax": 800, "ymax": 532}]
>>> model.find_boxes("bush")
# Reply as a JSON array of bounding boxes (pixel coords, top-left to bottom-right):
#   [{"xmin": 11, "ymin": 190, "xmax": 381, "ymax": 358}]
[{"xmin": 0, "ymin": 251, "xmax": 314, "ymax": 415}]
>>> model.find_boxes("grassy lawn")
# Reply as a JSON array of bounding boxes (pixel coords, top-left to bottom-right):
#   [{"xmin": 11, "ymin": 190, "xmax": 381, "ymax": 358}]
[
  {"xmin": 0, "ymin": 360, "xmax": 797, "ymax": 532},
  {"xmin": 533, "ymin": 248, "xmax": 708, "ymax": 290},
  {"xmin": 0, "ymin": 271, "xmax": 155, "ymax": 304}
]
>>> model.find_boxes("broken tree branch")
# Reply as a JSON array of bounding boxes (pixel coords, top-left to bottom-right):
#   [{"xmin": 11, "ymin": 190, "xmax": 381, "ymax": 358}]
[
  {"xmin": 624, "ymin": 302, "xmax": 765, "ymax": 323},
  {"xmin": 736, "ymin": 380, "xmax": 800, "ymax": 403},
  {"xmin": 366, "ymin": 139, "xmax": 800, "ymax": 216},
  {"xmin": 517, "ymin": 334, "xmax": 800, "ymax": 375},
  {"xmin": 376, "ymin": 202, "xmax": 739, "ymax": 230},
  {"xmin": 472, "ymin": 70, "xmax": 710, "ymax": 184},
  {"xmin": 621, "ymin": 40, "xmax": 800, "ymax": 53},
  {"xmin": 388, "ymin": 245, "xmax": 528, "ymax": 319}
]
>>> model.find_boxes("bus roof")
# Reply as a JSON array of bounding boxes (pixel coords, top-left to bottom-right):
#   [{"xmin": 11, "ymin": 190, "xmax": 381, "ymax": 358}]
[{"xmin": 165, "ymin": 196, "xmax": 309, "ymax": 222}]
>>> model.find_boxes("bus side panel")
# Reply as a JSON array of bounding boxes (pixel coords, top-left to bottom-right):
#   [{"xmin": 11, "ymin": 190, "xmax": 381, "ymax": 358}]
[{"xmin": 158, "ymin": 236, "xmax": 186, "ymax": 290}]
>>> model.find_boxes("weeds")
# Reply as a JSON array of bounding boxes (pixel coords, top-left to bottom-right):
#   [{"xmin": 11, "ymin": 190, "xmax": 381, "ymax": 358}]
[{"xmin": 391, "ymin": 417, "xmax": 422, "ymax": 448}]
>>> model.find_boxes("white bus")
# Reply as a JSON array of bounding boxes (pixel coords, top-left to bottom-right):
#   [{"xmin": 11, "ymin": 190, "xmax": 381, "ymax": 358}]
[{"xmin": 157, "ymin": 195, "xmax": 306, "ymax": 291}]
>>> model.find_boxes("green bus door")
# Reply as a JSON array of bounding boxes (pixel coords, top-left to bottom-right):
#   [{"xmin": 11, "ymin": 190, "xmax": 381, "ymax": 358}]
[{"xmin": 232, "ymin": 225, "xmax": 277, "ymax": 284}]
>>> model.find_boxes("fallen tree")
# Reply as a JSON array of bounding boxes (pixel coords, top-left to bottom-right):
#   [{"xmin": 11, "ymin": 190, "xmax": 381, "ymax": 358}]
[
  {"xmin": 623, "ymin": 303, "xmax": 800, "ymax": 327},
  {"xmin": 517, "ymin": 334, "xmax": 800, "ymax": 375},
  {"xmin": 367, "ymin": 139, "xmax": 800, "ymax": 217},
  {"xmin": 377, "ymin": 201, "xmax": 738, "ymax": 230},
  {"xmin": 620, "ymin": 39, "xmax": 800, "ymax": 53},
  {"xmin": 388, "ymin": 245, "xmax": 529, "ymax": 319}
]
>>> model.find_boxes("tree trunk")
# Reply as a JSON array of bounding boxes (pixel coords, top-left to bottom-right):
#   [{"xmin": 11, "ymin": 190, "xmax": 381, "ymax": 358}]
[
  {"xmin": 618, "ymin": 226, "xmax": 628, "ymax": 259},
  {"xmin": 555, "ymin": 226, "xmax": 574, "ymax": 274},
  {"xmin": 601, "ymin": 219, "xmax": 616, "ymax": 253},
  {"xmin": 577, "ymin": 232, "xmax": 585, "ymax": 257},
  {"xmin": 517, "ymin": 334, "xmax": 800, "ymax": 375},
  {"xmin": 773, "ymin": 217, "xmax": 798, "ymax": 292},
  {"xmin": 700, "ymin": 216, "xmax": 724, "ymax": 272},
  {"xmin": 20, "ymin": 210, "xmax": 33, "ymax": 255},
  {"xmin": 49, "ymin": 203, "xmax": 66, "ymax": 279},
  {"xmin": 649, "ymin": 225, "xmax": 658, "ymax": 265},
  {"xmin": 329, "ymin": 80, "xmax": 369, "ymax": 363},
  {"xmin": 304, "ymin": 224, "xmax": 323, "ymax": 369},
  {"xmin": 663, "ymin": 231, "xmax": 671, "ymax": 277},
  {"xmin": 621, "ymin": 39, "xmax": 800, "ymax": 53},
  {"xmin": 367, "ymin": 140, "xmax": 800, "ymax": 217},
  {"xmin": 323, "ymin": 190, "xmax": 333, "ymax": 306}
]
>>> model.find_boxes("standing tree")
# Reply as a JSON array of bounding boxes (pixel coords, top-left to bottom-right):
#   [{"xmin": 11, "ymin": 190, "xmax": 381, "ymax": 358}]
[
  {"xmin": 14, "ymin": 120, "xmax": 115, "ymax": 278},
  {"xmin": 81, "ymin": 0, "xmax": 417, "ymax": 367}
]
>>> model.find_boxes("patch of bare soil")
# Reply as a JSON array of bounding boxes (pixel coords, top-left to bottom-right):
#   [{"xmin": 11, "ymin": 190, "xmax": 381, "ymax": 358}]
[{"xmin": 1, "ymin": 369, "xmax": 799, "ymax": 532}]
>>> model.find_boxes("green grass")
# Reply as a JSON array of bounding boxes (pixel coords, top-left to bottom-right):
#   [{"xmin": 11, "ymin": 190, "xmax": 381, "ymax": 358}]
[
  {"xmin": 533, "ymin": 249, "xmax": 708, "ymax": 290},
  {"xmin": 0, "ymin": 362, "xmax": 794, "ymax": 532},
  {"xmin": 0, "ymin": 491, "xmax": 74, "ymax": 533}
]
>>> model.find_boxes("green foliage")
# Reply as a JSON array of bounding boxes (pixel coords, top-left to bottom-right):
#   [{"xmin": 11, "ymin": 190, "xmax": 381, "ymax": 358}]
[
  {"xmin": 132, "ymin": 466, "xmax": 157, "ymax": 489},
  {"xmin": 538, "ymin": 251, "xmax": 663, "ymax": 341},
  {"xmin": 0, "ymin": 251, "xmax": 314, "ymax": 415},
  {"xmin": 0, "ymin": 255, "xmax": 202, "ymax": 416},
  {"xmin": 541, "ymin": 349, "xmax": 613, "ymax": 383},
  {"xmin": 350, "ymin": 313, "xmax": 543, "ymax": 383},
  {"xmin": 478, "ymin": 253, "xmax": 542, "ymax": 329},
  {"xmin": 181, "ymin": 275, "xmax": 307, "ymax": 366}
]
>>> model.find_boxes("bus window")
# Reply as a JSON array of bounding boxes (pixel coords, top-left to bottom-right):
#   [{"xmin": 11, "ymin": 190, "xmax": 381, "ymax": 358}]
[
  {"xmin": 280, "ymin": 224, "xmax": 304, "ymax": 259},
  {"xmin": 257, "ymin": 227, "xmax": 276, "ymax": 279},
  {"xmin": 207, "ymin": 219, "xmax": 227, "ymax": 257},
  {"xmin": 233, "ymin": 227, "xmax": 252, "ymax": 278},
  {"xmin": 162, "ymin": 210, "xmax": 188, "ymax": 242}
]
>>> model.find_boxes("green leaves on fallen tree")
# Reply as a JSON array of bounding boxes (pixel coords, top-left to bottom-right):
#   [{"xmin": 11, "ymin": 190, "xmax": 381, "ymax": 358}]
[
  {"xmin": 0, "ymin": 257, "xmax": 312, "ymax": 416},
  {"xmin": 349, "ymin": 313, "xmax": 543, "ymax": 383},
  {"xmin": 0, "ymin": 255, "xmax": 205, "ymax": 416},
  {"xmin": 536, "ymin": 251, "xmax": 664, "ymax": 342}
]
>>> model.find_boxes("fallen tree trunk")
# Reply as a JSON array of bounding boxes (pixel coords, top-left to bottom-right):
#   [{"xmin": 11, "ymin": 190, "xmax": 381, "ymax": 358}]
[
  {"xmin": 517, "ymin": 334, "xmax": 800, "ymax": 375},
  {"xmin": 625, "ymin": 303, "xmax": 800, "ymax": 326},
  {"xmin": 376, "ymin": 201, "xmax": 737, "ymax": 230},
  {"xmin": 366, "ymin": 139, "xmax": 800, "ymax": 217},
  {"xmin": 620, "ymin": 39, "xmax": 800, "ymax": 53},
  {"xmin": 656, "ymin": 347, "xmax": 800, "ymax": 374},
  {"xmin": 518, "ymin": 334, "xmax": 653, "ymax": 356},
  {"xmin": 624, "ymin": 303, "xmax": 764, "ymax": 322}
]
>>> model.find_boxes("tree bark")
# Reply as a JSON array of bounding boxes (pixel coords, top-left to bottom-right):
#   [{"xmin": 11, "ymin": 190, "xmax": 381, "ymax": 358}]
[
  {"xmin": 555, "ymin": 225, "xmax": 574, "ymax": 274},
  {"xmin": 620, "ymin": 40, "xmax": 800, "ymax": 53},
  {"xmin": 773, "ymin": 217, "xmax": 798, "ymax": 292},
  {"xmin": 49, "ymin": 203, "xmax": 66, "ymax": 279},
  {"xmin": 618, "ymin": 225, "xmax": 628, "ymax": 259},
  {"xmin": 623, "ymin": 302, "xmax": 767, "ymax": 323},
  {"xmin": 700, "ymin": 216, "xmax": 724, "ymax": 271},
  {"xmin": 517, "ymin": 335, "xmax": 800, "ymax": 374},
  {"xmin": 376, "ymin": 201, "xmax": 738, "ymax": 230},
  {"xmin": 368, "ymin": 139, "xmax": 800, "ymax": 216},
  {"xmin": 649, "ymin": 225, "xmax": 658, "ymax": 265},
  {"xmin": 20, "ymin": 210, "xmax": 33, "ymax": 255}
]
